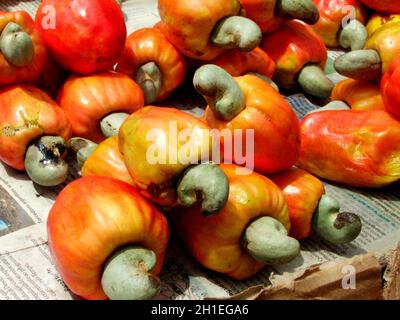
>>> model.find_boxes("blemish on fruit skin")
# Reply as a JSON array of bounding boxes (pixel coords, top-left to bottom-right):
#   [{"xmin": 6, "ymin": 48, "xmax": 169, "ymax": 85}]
[
  {"xmin": 1, "ymin": 121, "xmax": 40, "ymax": 137},
  {"xmin": 1, "ymin": 111, "xmax": 43, "ymax": 137},
  {"xmin": 1, "ymin": 126, "xmax": 16, "ymax": 136}
]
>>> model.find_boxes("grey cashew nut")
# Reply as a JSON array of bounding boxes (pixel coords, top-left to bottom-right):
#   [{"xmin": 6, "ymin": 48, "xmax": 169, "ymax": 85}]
[
  {"xmin": 334, "ymin": 49, "xmax": 382, "ymax": 81},
  {"xmin": 276, "ymin": 0, "xmax": 320, "ymax": 25},
  {"xmin": 298, "ymin": 64, "xmax": 335, "ymax": 99},
  {"xmin": 0, "ymin": 22, "xmax": 34, "ymax": 67},
  {"xmin": 307, "ymin": 101, "xmax": 350, "ymax": 115},
  {"xmin": 194, "ymin": 64, "xmax": 245, "ymax": 121},
  {"xmin": 135, "ymin": 62, "xmax": 163, "ymax": 104},
  {"xmin": 25, "ymin": 136, "xmax": 69, "ymax": 187},
  {"xmin": 102, "ymin": 246, "xmax": 160, "ymax": 300},
  {"xmin": 312, "ymin": 195, "xmax": 362, "ymax": 245},
  {"xmin": 67, "ymin": 137, "xmax": 98, "ymax": 170},
  {"xmin": 211, "ymin": 16, "xmax": 262, "ymax": 52},
  {"xmin": 177, "ymin": 163, "xmax": 229, "ymax": 216},
  {"xmin": 338, "ymin": 19, "xmax": 368, "ymax": 51},
  {"xmin": 100, "ymin": 113, "xmax": 129, "ymax": 138},
  {"xmin": 243, "ymin": 216, "xmax": 300, "ymax": 265}
]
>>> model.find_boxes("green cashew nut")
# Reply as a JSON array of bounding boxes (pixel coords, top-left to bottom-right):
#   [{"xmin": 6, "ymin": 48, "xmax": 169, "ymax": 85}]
[
  {"xmin": 0, "ymin": 22, "xmax": 34, "ymax": 67},
  {"xmin": 324, "ymin": 57, "xmax": 336, "ymax": 75},
  {"xmin": 243, "ymin": 216, "xmax": 300, "ymax": 265},
  {"xmin": 338, "ymin": 20, "xmax": 368, "ymax": 51},
  {"xmin": 334, "ymin": 49, "xmax": 382, "ymax": 81},
  {"xmin": 177, "ymin": 163, "xmax": 229, "ymax": 216},
  {"xmin": 67, "ymin": 137, "xmax": 98, "ymax": 170},
  {"xmin": 211, "ymin": 16, "xmax": 262, "ymax": 52},
  {"xmin": 276, "ymin": 0, "xmax": 320, "ymax": 25},
  {"xmin": 194, "ymin": 64, "xmax": 245, "ymax": 121},
  {"xmin": 100, "ymin": 113, "xmax": 129, "ymax": 138},
  {"xmin": 25, "ymin": 136, "xmax": 69, "ymax": 187},
  {"xmin": 298, "ymin": 64, "xmax": 335, "ymax": 99},
  {"xmin": 307, "ymin": 101, "xmax": 350, "ymax": 115},
  {"xmin": 135, "ymin": 62, "xmax": 163, "ymax": 104},
  {"xmin": 313, "ymin": 195, "xmax": 362, "ymax": 245},
  {"xmin": 101, "ymin": 246, "xmax": 160, "ymax": 300}
]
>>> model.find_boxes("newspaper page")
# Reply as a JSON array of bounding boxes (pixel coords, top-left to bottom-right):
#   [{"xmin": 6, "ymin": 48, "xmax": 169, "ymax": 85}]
[{"xmin": 0, "ymin": 0, "xmax": 399, "ymax": 300}]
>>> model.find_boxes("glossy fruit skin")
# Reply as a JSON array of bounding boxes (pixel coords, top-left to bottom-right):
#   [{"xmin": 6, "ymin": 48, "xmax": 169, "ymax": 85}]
[
  {"xmin": 157, "ymin": 0, "xmax": 241, "ymax": 61},
  {"xmin": 172, "ymin": 164, "xmax": 290, "ymax": 280},
  {"xmin": 261, "ymin": 20, "xmax": 327, "ymax": 89},
  {"xmin": 312, "ymin": 0, "xmax": 367, "ymax": 48},
  {"xmin": 119, "ymin": 106, "xmax": 213, "ymax": 207},
  {"xmin": 0, "ymin": 85, "xmax": 71, "ymax": 171},
  {"xmin": 205, "ymin": 74, "xmax": 301, "ymax": 175},
  {"xmin": 48, "ymin": 176, "xmax": 169, "ymax": 300},
  {"xmin": 270, "ymin": 167, "xmax": 325, "ymax": 240},
  {"xmin": 298, "ymin": 110, "xmax": 400, "ymax": 188},
  {"xmin": 365, "ymin": 21, "xmax": 400, "ymax": 74},
  {"xmin": 239, "ymin": 0, "xmax": 284, "ymax": 33},
  {"xmin": 57, "ymin": 71, "xmax": 144, "ymax": 143},
  {"xmin": 381, "ymin": 54, "xmax": 400, "ymax": 120},
  {"xmin": 82, "ymin": 136, "xmax": 133, "ymax": 185},
  {"xmin": 359, "ymin": 0, "xmax": 400, "ymax": 14},
  {"xmin": 209, "ymin": 47, "xmax": 276, "ymax": 78},
  {"xmin": 331, "ymin": 79, "xmax": 384, "ymax": 111},
  {"xmin": 35, "ymin": 0, "xmax": 126, "ymax": 74},
  {"xmin": 116, "ymin": 27, "xmax": 186, "ymax": 102},
  {"xmin": 0, "ymin": 11, "xmax": 46, "ymax": 85},
  {"xmin": 366, "ymin": 13, "xmax": 400, "ymax": 36}
]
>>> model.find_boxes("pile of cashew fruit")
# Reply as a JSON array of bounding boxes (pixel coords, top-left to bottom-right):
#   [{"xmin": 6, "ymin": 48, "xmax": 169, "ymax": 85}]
[{"xmin": 0, "ymin": 0, "xmax": 399, "ymax": 300}]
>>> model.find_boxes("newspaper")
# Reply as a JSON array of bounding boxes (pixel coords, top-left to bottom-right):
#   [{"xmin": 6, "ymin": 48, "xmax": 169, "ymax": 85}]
[{"xmin": 0, "ymin": 0, "xmax": 399, "ymax": 300}]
